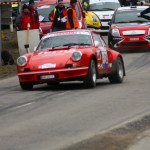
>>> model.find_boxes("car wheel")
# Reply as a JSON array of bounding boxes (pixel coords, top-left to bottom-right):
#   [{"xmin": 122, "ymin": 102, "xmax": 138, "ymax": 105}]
[
  {"xmin": 84, "ymin": 59, "xmax": 97, "ymax": 88},
  {"xmin": 20, "ymin": 82, "xmax": 33, "ymax": 90},
  {"xmin": 108, "ymin": 57, "xmax": 124, "ymax": 83}
]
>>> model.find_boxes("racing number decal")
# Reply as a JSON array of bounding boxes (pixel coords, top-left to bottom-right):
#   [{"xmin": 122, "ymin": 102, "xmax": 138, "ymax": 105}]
[{"xmin": 101, "ymin": 47, "xmax": 108, "ymax": 70}]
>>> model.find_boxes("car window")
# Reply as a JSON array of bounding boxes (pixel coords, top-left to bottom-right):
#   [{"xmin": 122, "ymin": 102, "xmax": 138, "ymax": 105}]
[
  {"xmin": 92, "ymin": 33, "xmax": 104, "ymax": 47},
  {"xmin": 37, "ymin": 33, "xmax": 92, "ymax": 50},
  {"xmin": 114, "ymin": 10, "xmax": 150, "ymax": 23},
  {"xmin": 37, "ymin": 5, "xmax": 56, "ymax": 22},
  {"xmin": 89, "ymin": 2, "xmax": 120, "ymax": 11}
]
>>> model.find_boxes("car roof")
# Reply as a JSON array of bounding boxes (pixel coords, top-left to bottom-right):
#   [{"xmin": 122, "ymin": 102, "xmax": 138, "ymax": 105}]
[
  {"xmin": 90, "ymin": 0, "xmax": 119, "ymax": 4},
  {"xmin": 117, "ymin": 6, "xmax": 149, "ymax": 11}
]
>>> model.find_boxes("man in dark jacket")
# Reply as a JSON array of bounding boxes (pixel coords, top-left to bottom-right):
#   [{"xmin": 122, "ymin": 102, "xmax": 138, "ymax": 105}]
[{"xmin": 50, "ymin": 0, "xmax": 67, "ymax": 32}]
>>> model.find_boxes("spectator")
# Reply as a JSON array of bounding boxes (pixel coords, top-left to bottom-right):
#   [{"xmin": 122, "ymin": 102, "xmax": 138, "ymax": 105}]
[
  {"xmin": 16, "ymin": 4, "xmax": 30, "ymax": 30},
  {"xmin": 66, "ymin": 0, "xmax": 79, "ymax": 29},
  {"xmin": 28, "ymin": 0, "xmax": 40, "ymax": 29},
  {"xmin": 50, "ymin": 0, "xmax": 67, "ymax": 32}
]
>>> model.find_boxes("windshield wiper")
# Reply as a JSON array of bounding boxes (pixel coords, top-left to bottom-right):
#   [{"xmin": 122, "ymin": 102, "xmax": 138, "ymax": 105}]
[
  {"xmin": 101, "ymin": 8, "xmax": 114, "ymax": 10},
  {"xmin": 128, "ymin": 20, "xmax": 145, "ymax": 23}
]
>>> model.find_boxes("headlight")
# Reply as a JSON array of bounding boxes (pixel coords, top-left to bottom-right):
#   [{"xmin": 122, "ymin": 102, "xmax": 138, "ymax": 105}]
[
  {"xmin": 92, "ymin": 16, "xmax": 99, "ymax": 22},
  {"xmin": 111, "ymin": 28, "xmax": 120, "ymax": 37},
  {"xmin": 17, "ymin": 56, "xmax": 27, "ymax": 66},
  {"xmin": 72, "ymin": 51, "xmax": 82, "ymax": 61}
]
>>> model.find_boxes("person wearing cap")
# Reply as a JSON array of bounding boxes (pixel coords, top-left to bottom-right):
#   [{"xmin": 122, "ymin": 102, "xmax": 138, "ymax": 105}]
[
  {"xmin": 16, "ymin": 4, "xmax": 31, "ymax": 30},
  {"xmin": 28, "ymin": 0, "xmax": 40, "ymax": 29},
  {"xmin": 66, "ymin": 0, "xmax": 79, "ymax": 29},
  {"xmin": 50, "ymin": 0, "xmax": 67, "ymax": 32}
]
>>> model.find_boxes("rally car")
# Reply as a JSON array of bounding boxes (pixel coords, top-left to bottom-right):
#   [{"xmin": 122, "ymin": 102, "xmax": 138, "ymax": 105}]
[
  {"xmin": 17, "ymin": 29, "xmax": 125, "ymax": 90},
  {"xmin": 108, "ymin": 6, "xmax": 150, "ymax": 51}
]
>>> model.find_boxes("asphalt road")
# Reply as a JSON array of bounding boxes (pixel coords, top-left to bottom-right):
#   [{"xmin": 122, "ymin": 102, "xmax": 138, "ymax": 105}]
[{"xmin": 0, "ymin": 37, "xmax": 150, "ymax": 150}]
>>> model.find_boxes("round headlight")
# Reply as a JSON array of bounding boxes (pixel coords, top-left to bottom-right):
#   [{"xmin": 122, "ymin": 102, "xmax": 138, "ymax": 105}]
[
  {"xmin": 17, "ymin": 56, "xmax": 27, "ymax": 66},
  {"xmin": 72, "ymin": 51, "xmax": 82, "ymax": 61}
]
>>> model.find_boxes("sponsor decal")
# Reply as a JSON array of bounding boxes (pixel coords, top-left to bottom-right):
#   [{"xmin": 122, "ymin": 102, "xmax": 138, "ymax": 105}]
[{"xmin": 39, "ymin": 64, "xmax": 56, "ymax": 69}]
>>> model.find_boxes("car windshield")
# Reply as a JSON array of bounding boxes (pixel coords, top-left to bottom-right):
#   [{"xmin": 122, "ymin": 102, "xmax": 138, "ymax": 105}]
[
  {"xmin": 37, "ymin": 3, "xmax": 80, "ymax": 22},
  {"xmin": 37, "ymin": 32, "xmax": 93, "ymax": 50},
  {"xmin": 114, "ymin": 10, "xmax": 150, "ymax": 23},
  {"xmin": 89, "ymin": 2, "xmax": 120, "ymax": 11}
]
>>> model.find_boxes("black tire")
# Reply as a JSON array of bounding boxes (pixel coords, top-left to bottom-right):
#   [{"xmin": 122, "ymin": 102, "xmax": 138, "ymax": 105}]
[
  {"xmin": 20, "ymin": 82, "xmax": 33, "ymax": 90},
  {"xmin": 108, "ymin": 57, "xmax": 124, "ymax": 83},
  {"xmin": 1, "ymin": 50, "xmax": 14, "ymax": 65},
  {"xmin": 84, "ymin": 59, "xmax": 97, "ymax": 88}
]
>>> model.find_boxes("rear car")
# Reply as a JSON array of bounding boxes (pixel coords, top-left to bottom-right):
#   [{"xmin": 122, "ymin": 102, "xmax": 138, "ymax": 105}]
[
  {"xmin": 108, "ymin": 6, "xmax": 150, "ymax": 51},
  {"xmin": 36, "ymin": 0, "xmax": 87, "ymax": 37},
  {"xmin": 88, "ymin": 0, "xmax": 121, "ymax": 32}
]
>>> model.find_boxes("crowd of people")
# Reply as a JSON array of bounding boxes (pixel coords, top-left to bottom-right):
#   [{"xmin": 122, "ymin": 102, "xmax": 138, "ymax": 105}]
[
  {"xmin": 16, "ymin": 0, "xmax": 80, "ymax": 32},
  {"xmin": 16, "ymin": 0, "xmax": 40, "ymax": 31}
]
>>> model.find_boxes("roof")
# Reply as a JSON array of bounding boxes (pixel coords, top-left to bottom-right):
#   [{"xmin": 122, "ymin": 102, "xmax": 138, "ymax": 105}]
[
  {"xmin": 90, "ymin": 0, "xmax": 119, "ymax": 4},
  {"xmin": 117, "ymin": 6, "xmax": 149, "ymax": 11}
]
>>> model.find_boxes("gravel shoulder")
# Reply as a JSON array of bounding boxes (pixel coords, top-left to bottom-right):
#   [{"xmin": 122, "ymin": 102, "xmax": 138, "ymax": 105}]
[{"xmin": 62, "ymin": 114, "xmax": 150, "ymax": 150}]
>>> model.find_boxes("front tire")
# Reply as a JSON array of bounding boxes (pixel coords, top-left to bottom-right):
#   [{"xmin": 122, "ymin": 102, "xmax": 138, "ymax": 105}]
[
  {"xmin": 20, "ymin": 82, "xmax": 33, "ymax": 90},
  {"xmin": 108, "ymin": 58, "xmax": 124, "ymax": 83},
  {"xmin": 84, "ymin": 59, "xmax": 97, "ymax": 88}
]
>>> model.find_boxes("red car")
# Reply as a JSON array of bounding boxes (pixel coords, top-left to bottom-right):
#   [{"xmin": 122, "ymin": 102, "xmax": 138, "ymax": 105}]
[
  {"xmin": 37, "ymin": 0, "xmax": 87, "ymax": 37},
  {"xmin": 17, "ymin": 29, "xmax": 125, "ymax": 90},
  {"xmin": 108, "ymin": 6, "xmax": 150, "ymax": 51}
]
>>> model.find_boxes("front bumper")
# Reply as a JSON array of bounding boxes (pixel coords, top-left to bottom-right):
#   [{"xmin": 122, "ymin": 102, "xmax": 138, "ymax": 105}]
[{"xmin": 18, "ymin": 67, "xmax": 88, "ymax": 83}]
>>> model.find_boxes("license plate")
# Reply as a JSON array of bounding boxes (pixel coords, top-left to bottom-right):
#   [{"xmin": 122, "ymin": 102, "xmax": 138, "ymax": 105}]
[
  {"xmin": 40, "ymin": 75, "xmax": 55, "ymax": 79},
  {"xmin": 129, "ymin": 38, "xmax": 139, "ymax": 41}
]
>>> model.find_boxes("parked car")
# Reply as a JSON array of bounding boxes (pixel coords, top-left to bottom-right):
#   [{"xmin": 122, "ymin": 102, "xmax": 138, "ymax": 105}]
[
  {"xmin": 108, "ymin": 6, "xmax": 150, "ymax": 51},
  {"xmin": 85, "ymin": 11, "xmax": 102, "ymax": 29},
  {"xmin": 16, "ymin": 29, "xmax": 125, "ymax": 90},
  {"xmin": 36, "ymin": 0, "xmax": 87, "ymax": 37},
  {"xmin": 88, "ymin": 0, "xmax": 121, "ymax": 32}
]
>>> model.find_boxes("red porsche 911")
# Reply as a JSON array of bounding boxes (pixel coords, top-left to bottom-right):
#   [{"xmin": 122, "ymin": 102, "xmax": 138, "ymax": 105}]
[{"xmin": 17, "ymin": 29, "xmax": 125, "ymax": 90}]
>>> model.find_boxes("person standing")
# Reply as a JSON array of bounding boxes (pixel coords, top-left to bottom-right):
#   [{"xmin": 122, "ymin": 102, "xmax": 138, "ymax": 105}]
[
  {"xmin": 16, "ymin": 4, "xmax": 31, "ymax": 30},
  {"xmin": 28, "ymin": 0, "xmax": 40, "ymax": 29},
  {"xmin": 66, "ymin": 0, "xmax": 79, "ymax": 29},
  {"xmin": 50, "ymin": 0, "xmax": 67, "ymax": 32}
]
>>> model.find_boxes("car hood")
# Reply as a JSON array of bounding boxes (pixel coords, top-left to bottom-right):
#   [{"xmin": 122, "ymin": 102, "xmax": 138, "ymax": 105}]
[
  {"xmin": 114, "ymin": 22, "xmax": 150, "ymax": 29},
  {"xmin": 28, "ymin": 48, "xmax": 83, "ymax": 69},
  {"xmin": 92, "ymin": 11, "xmax": 114, "ymax": 19}
]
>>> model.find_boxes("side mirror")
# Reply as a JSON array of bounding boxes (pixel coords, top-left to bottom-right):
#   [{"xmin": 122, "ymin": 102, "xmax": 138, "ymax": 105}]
[{"xmin": 94, "ymin": 41, "xmax": 100, "ymax": 47}]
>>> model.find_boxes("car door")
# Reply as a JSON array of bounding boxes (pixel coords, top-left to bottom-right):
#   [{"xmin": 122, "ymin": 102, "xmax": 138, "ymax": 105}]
[{"xmin": 92, "ymin": 32, "xmax": 109, "ymax": 73}]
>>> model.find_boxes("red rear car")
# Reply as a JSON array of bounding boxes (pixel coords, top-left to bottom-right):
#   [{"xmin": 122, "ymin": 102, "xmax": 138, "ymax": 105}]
[{"xmin": 37, "ymin": 0, "xmax": 87, "ymax": 37}]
